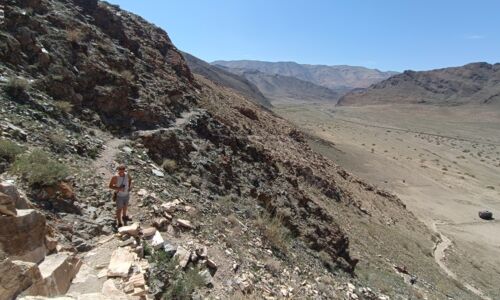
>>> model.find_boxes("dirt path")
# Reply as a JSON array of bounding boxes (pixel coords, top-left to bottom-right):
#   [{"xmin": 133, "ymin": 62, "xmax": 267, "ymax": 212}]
[
  {"xmin": 92, "ymin": 137, "xmax": 128, "ymax": 178},
  {"xmin": 432, "ymin": 222, "xmax": 492, "ymax": 300},
  {"xmin": 68, "ymin": 137, "xmax": 129, "ymax": 296}
]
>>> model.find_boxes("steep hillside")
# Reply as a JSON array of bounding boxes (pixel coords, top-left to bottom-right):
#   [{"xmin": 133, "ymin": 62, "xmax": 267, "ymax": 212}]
[
  {"xmin": 0, "ymin": 0, "xmax": 476, "ymax": 299},
  {"xmin": 223, "ymin": 68, "xmax": 341, "ymax": 104},
  {"xmin": 338, "ymin": 62, "xmax": 500, "ymax": 106},
  {"xmin": 182, "ymin": 52, "xmax": 271, "ymax": 107},
  {"xmin": 212, "ymin": 60, "xmax": 397, "ymax": 91}
]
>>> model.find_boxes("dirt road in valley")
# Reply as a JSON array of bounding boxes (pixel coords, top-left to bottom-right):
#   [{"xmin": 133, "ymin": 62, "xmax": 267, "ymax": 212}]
[
  {"xmin": 275, "ymin": 103, "xmax": 500, "ymax": 299},
  {"xmin": 432, "ymin": 222, "xmax": 492, "ymax": 300}
]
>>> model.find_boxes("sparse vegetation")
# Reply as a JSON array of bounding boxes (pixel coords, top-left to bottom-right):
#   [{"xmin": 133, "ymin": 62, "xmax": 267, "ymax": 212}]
[
  {"xmin": 163, "ymin": 266, "xmax": 205, "ymax": 300},
  {"xmin": 54, "ymin": 100, "xmax": 73, "ymax": 114},
  {"xmin": 318, "ymin": 250, "xmax": 335, "ymax": 270},
  {"xmin": 66, "ymin": 28, "xmax": 84, "ymax": 43},
  {"xmin": 11, "ymin": 149, "xmax": 69, "ymax": 186},
  {"xmin": 255, "ymin": 213, "xmax": 291, "ymax": 253},
  {"xmin": 147, "ymin": 249, "xmax": 204, "ymax": 300},
  {"xmin": 48, "ymin": 133, "xmax": 68, "ymax": 153},
  {"xmin": 120, "ymin": 70, "xmax": 135, "ymax": 81},
  {"xmin": 0, "ymin": 139, "xmax": 25, "ymax": 162},
  {"xmin": 162, "ymin": 159, "xmax": 177, "ymax": 172},
  {"xmin": 4, "ymin": 76, "xmax": 29, "ymax": 97}
]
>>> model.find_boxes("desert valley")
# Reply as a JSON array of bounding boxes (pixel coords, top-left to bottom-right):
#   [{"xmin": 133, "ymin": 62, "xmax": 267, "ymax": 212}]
[{"xmin": 1, "ymin": 1, "xmax": 499, "ymax": 300}]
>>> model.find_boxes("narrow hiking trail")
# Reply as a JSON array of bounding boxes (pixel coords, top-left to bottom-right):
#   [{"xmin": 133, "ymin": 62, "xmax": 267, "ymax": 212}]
[
  {"xmin": 432, "ymin": 222, "xmax": 492, "ymax": 300},
  {"xmin": 92, "ymin": 137, "xmax": 128, "ymax": 179},
  {"xmin": 68, "ymin": 137, "xmax": 130, "ymax": 297},
  {"xmin": 68, "ymin": 112, "xmax": 204, "ymax": 297}
]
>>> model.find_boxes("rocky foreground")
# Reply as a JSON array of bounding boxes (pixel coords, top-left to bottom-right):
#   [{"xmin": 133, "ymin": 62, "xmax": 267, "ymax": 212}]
[{"xmin": 0, "ymin": 0, "xmax": 477, "ymax": 299}]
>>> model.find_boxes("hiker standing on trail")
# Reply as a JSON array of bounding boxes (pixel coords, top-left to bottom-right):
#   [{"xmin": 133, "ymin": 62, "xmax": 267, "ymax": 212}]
[{"xmin": 109, "ymin": 164, "xmax": 132, "ymax": 227}]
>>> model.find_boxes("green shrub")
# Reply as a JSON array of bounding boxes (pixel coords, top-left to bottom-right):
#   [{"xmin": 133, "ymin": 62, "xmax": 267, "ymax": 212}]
[
  {"xmin": 147, "ymin": 249, "xmax": 204, "ymax": 300},
  {"xmin": 11, "ymin": 149, "xmax": 69, "ymax": 186},
  {"xmin": 163, "ymin": 266, "xmax": 205, "ymax": 300},
  {"xmin": 0, "ymin": 139, "xmax": 25, "ymax": 162},
  {"xmin": 4, "ymin": 77, "xmax": 29, "ymax": 97}
]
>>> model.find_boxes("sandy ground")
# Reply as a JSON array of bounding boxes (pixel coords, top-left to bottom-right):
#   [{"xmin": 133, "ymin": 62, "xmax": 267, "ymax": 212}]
[{"xmin": 275, "ymin": 103, "xmax": 500, "ymax": 299}]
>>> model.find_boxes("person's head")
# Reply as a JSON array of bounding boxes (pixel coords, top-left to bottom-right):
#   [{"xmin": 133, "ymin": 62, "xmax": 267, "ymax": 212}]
[{"xmin": 117, "ymin": 164, "xmax": 126, "ymax": 176}]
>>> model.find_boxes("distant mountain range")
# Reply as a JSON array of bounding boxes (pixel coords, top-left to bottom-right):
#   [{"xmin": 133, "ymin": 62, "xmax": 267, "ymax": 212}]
[
  {"xmin": 182, "ymin": 52, "xmax": 272, "ymax": 107},
  {"xmin": 338, "ymin": 62, "xmax": 500, "ymax": 106},
  {"xmin": 217, "ymin": 67, "xmax": 342, "ymax": 104},
  {"xmin": 212, "ymin": 60, "xmax": 398, "ymax": 91}
]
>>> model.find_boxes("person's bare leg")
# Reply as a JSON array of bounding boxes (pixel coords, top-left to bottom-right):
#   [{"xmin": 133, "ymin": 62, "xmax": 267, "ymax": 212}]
[
  {"xmin": 116, "ymin": 208, "xmax": 123, "ymax": 226},
  {"xmin": 123, "ymin": 205, "xmax": 129, "ymax": 223}
]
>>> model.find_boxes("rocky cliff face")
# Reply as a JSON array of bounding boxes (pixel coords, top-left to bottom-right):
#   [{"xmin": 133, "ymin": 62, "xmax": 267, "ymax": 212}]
[
  {"xmin": 338, "ymin": 62, "xmax": 500, "ymax": 106},
  {"xmin": 2, "ymin": 0, "xmax": 195, "ymax": 131},
  {"xmin": 0, "ymin": 0, "xmax": 475, "ymax": 299}
]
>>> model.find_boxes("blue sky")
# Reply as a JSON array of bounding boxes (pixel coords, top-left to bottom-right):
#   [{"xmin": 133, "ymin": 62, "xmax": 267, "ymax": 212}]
[{"xmin": 107, "ymin": 0, "xmax": 499, "ymax": 72}]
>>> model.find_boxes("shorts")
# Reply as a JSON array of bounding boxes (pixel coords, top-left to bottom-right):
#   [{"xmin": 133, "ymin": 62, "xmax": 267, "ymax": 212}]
[{"xmin": 116, "ymin": 193, "xmax": 130, "ymax": 209}]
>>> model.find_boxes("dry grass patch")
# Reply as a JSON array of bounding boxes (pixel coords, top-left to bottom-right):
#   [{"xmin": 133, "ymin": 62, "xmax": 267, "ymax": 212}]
[
  {"xmin": 162, "ymin": 159, "xmax": 177, "ymax": 173},
  {"xmin": 54, "ymin": 100, "xmax": 73, "ymax": 114},
  {"xmin": 4, "ymin": 76, "xmax": 29, "ymax": 97},
  {"xmin": 255, "ymin": 213, "xmax": 291, "ymax": 254},
  {"xmin": 66, "ymin": 29, "xmax": 83, "ymax": 43}
]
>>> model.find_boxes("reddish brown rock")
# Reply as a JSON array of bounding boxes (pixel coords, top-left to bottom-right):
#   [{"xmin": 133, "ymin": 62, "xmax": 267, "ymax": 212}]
[
  {"xmin": 0, "ymin": 181, "xmax": 29, "ymax": 209},
  {"xmin": 0, "ymin": 192, "xmax": 16, "ymax": 216}
]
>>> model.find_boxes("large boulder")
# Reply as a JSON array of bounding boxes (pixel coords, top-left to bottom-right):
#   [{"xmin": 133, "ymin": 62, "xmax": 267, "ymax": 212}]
[
  {"xmin": 24, "ymin": 252, "xmax": 82, "ymax": 297},
  {"xmin": 107, "ymin": 248, "xmax": 136, "ymax": 278},
  {"xmin": 0, "ymin": 209, "xmax": 47, "ymax": 263},
  {"xmin": 0, "ymin": 256, "xmax": 43, "ymax": 300},
  {"xmin": 0, "ymin": 181, "xmax": 30, "ymax": 209},
  {"xmin": 0, "ymin": 192, "xmax": 16, "ymax": 216}
]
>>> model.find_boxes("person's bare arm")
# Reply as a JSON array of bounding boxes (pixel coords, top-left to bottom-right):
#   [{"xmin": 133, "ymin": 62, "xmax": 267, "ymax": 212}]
[
  {"xmin": 128, "ymin": 175, "xmax": 132, "ymax": 192},
  {"xmin": 109, "ymin": 176, "xmax": 121, "ymax": 191}
]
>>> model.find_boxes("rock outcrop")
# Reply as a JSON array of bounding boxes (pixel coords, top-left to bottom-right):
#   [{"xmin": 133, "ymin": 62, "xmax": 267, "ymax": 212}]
[
  {"xmin": 0, "ymin": 181, "xmax": 30, "ymax": 209},
  {"xmin": 0, "ymin": 256, "xmax": 43, "ymax": 300},
  {"xmin": 25, "ymin": 253, "xmax": 82, "ymax": 297},
  {"xmin": 0, "ymin": 209, "xmax": 46, "ymax": 263},
  {"xmin": 0, "ymin": 192, "xmax": 16, "ymax": 216}
]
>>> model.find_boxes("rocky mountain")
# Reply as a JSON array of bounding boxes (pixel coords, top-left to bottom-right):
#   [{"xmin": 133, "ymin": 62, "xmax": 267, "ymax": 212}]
[
  {"xmin": 0, "ymin": 0, "xmax": 475, "ymax": 299},
  {"xmin": 338, "ymin": 62, "xmax": 500, "ymax": 106},
  {"xmin": 220, "ymin": 67, "xmax": 341, "ymax": 104},
  {"xmin": 212, "ymin": 60, "xmax": 398, "ymax": 91},
  {"xmin": 181, "ymin": 52, "xmax": 272, "ymax": 107}
]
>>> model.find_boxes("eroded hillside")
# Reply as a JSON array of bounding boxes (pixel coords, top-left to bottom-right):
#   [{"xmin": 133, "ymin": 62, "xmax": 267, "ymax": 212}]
[{"xmin": 0, "ymin": 0, "xmax": 478, "ymax": 299}]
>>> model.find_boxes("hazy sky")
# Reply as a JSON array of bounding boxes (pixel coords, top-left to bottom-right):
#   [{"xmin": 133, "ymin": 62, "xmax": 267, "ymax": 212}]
[{"xmin": 107, "ymin": 0, "xmax": 499, "ymax": 72}]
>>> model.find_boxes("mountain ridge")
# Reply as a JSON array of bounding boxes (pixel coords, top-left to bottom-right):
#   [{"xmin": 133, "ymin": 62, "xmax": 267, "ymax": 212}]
[
  {"xmin": 338, "ymin": 62, "xmax": 500, "ymax": 106},
  {"xmin": 181, "ymin": 52, "xmax": 272, "ymax": 107},
  {"xmin": 212, "ymin": 59, "xmax": 398, "ymax": 91},
  {"xmin": 218, "ymin": 66, "xmax": 341, "ymax": 104}
]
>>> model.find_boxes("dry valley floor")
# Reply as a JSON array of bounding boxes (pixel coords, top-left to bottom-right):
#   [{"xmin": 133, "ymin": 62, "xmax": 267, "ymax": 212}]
[{"xmin": 275, "ymin": 103, "xmax": 500, "ymax": 300}]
